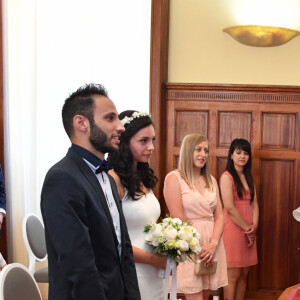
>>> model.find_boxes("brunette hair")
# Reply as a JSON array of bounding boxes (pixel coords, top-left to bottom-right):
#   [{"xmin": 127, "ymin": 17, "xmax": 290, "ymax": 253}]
[
  {"xmin": 108, "ymin": 110, "xmax": 157, "ymax": 200},
  {"xmin": 226, "ymin": 138, "xmax": 255, "ymax": 201}
]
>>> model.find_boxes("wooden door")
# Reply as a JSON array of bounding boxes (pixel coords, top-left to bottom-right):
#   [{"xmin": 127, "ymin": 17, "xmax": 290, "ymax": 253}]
[{"xmin": 163, "ymin": 83, "xmax": 300, "ymax": 299}]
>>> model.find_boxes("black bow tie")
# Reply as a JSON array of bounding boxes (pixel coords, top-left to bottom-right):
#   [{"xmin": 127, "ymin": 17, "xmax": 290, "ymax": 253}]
[{"xmin": 95, "ymin": 160, "xmax": 113, "ymax": 174}]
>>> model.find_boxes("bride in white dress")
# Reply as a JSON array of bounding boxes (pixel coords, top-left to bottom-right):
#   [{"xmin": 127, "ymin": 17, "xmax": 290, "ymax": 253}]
[{"xmin": 109, "ymin": 110, "xmax": 166, "ymax": 300}]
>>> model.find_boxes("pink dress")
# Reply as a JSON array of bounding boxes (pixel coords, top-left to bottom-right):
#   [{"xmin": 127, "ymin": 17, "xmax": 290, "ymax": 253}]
[
  {"xmin": 168, "ymin": 171, "xmax": 228, "ymax": 294},
  {"xmin": 221, "ymin": 171, "xmax": 258, "ymax": 268}
]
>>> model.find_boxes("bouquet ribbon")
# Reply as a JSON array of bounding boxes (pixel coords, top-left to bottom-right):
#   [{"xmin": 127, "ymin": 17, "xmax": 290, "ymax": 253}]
[{"xmin": 164, "ymin": 256, "xmax": 177, "ymax": 300}]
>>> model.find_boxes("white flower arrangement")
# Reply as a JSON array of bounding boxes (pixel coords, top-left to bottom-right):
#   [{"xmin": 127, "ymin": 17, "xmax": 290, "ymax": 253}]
[
  {"xmin": 121, "ymin": 111, "xmax": 151, "ymax": 126},
  {"xmin": 145, "ymin": 215, "xmax": 199, "ymax": 300},
  {"xmin": 144, "ymin": 215, "xmax": 201, "ymax": 262}
]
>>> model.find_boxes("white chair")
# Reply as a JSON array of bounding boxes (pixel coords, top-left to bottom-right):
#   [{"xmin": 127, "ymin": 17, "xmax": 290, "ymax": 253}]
[
  {"xmin": 293, "ymin": 206, "xmax": 300, "ymax": 222},
  {"xmin": 0, "ymin": 263, "xmax": 42, "ymax": 300},
  {"xmin": 22, "ymin": 213, "xmax": 48, "ymax": 283}
]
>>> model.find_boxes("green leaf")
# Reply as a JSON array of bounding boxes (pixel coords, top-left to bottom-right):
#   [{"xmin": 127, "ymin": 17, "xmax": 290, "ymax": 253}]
[{"xmin": 144, "ymin": 224, "xmax": 152, "ymax": 232}]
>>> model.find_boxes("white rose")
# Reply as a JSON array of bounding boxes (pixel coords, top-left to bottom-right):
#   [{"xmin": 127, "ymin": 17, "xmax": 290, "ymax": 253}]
[
  {"xmin": 172, "ymin": 218, "xmax": 182, "ymax": 225},
  {"xmin": 165, "ymin": 239, "xmax": 176, "ymax": 249},
  {"xmin": 145, "ymin": 231, "xmax": 155, "ymax": 242},
  {"xmin": 189, "ymin": 238, "xmax": 201, "ymax": 253},
  {"xmin": 191, "ymin": 244, "xmax": 201, "ymax": 253},
  {"xmin": 178, "ymin": 240, "xmax": 189, "ymax": 252},
  {"xmin": 145, "ymin": 224, "xmax": 162, "ymax": 242},
  {"xmin": 193, "ymin": 228, "xmax": 200, "ymax": 239},
  {"xmin": 178, "ymin": 226, "xmax": 194, "ymax": 241},
  {"xmin": 189, "ymin": 237, "xmax": 198, "ymax": 247},
  {"xmin": 152, "ymin": 224, "xmax": 163, "ymax": 236},
  {"xmin": 164, "ymin": 225, "xmax": 178, "ymax": 240},
  {"xmin": 162, "ymin": 217, "xmax": 172, "ymax": 225},
  {"xmin": 173, "ymin": 241, "xmax": 179, "ymax": 249},
  {"xmin": 151, "ymin": 239, "xmax": 159, "ymax": 247}
]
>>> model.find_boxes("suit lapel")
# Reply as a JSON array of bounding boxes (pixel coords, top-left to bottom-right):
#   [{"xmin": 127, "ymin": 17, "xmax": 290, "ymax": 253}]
[
  {"xmin": 66, "ymin": 148, "xmax": 120, "ymax": 250},
  {"xmin": 108, "ymin": 175, "xmax": 122, "ymax": 213}
]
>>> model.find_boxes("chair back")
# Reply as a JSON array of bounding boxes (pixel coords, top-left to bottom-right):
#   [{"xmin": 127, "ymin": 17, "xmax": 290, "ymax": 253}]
[
  {"xmin": 22, "ymin": 213, "xmax": 47, "ymax": 273},
  {"xmin": 0, "ymin": 263, "xmax": 42, "ymax": 300}
]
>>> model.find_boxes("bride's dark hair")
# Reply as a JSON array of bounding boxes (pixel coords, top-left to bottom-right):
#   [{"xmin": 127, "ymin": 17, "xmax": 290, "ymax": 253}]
[{"xmin": 108, "ymin": 110, "xmax": 158, "ymax": 200}]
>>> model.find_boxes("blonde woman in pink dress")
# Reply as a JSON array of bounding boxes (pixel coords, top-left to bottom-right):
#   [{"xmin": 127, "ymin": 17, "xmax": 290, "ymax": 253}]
[
  {"xmin": 220, "ymin": 138, "xmax": 258, "ymax": 300},
  {"xmin": 164, "ymin": 134, "xmax": 228, "ymax": 300}
]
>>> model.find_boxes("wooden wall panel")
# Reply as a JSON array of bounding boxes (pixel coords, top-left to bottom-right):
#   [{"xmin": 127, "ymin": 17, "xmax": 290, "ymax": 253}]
[
  {"xmin": 174, "ymin": 155, "xmax": 179, "ymax": 170},
  {"xmin": 164, "ymin": 83, "xmax": 300, "ymax": 300},
  {"xmin": 259, "ymin": 160, "xmax": 296, "ymax": 290},
  {"xmin": 218, "ymin": 112, "xmax": 251, "ymax": 147},
  {"xmin": 175, "ymin": 111, "xmax": 208, "ymax": 146},
  {"xmin": 217, "ymin": 157, "xmax": 227, "ymax": 182},
  {"xmin": 262, "ymin": 113, "xmax": 295, "ymax": 149}
]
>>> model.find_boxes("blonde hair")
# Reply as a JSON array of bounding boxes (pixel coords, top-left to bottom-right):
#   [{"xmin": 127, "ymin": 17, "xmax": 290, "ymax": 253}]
[{"xmin": 178, "ymin": 133, "xmax": 215, "ymax": 192}]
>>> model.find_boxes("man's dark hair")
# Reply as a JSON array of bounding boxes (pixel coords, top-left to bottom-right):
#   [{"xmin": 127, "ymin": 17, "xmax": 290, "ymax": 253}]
[{"xmin": 62, "ymin": 83, "xmax": 108, "ymax": 138}]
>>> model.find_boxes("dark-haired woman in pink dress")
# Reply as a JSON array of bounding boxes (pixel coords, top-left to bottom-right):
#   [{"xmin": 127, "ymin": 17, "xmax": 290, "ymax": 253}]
[{"xmin": 220, "ymin": 138, "xmax": 258, "ymax": 300}]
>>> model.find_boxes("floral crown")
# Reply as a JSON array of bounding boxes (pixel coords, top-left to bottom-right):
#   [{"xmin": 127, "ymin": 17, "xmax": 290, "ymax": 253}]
[{"xmin": 121, "ymin": 111, "xmax": 151, "ymax": 126}]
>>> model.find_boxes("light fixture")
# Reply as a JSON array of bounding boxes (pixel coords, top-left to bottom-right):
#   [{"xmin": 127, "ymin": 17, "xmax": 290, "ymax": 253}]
[
  {"xmin": 223, "ymin": 25, "xmax": 300, "ymax": 47},
  {"xmin": 293, "ymin": 207, "xmax": 300, "ymax": 222}
]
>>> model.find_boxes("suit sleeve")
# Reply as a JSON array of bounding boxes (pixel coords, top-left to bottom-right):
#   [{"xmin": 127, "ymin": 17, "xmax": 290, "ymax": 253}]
[
  {"xmin": 0, "ymin": 165, "xmax": 6, "ymax": 212},
  {"xmin": 41, "ymin": 170, "xmax": 107, "ymax": 300}
]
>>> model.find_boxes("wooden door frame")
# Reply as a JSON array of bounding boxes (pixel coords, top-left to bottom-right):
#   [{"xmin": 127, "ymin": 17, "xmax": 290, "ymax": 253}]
[{"xmin": 149, "ymin": 0, "xmax": 170, "ymax": 215}]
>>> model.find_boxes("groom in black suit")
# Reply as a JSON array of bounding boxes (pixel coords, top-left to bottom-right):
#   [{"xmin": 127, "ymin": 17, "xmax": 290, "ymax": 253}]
[{"xmin": 41, "ymin": 83, "xmax": 141, "ymax": 300}]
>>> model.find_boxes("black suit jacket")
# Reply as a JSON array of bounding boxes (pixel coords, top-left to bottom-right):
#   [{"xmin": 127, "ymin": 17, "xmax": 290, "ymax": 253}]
[
  {"xmin": 41, "ymin": 148, "xmax": 140, "ymax": 300},
  {"xmin": 0, "ymin": 164, "xmax": 6, "ymax": 211}
]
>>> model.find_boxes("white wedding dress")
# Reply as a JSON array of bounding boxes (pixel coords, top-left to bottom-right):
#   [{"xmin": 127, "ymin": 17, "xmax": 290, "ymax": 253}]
[{"xmin": 122, "ymin": 189, "xmax": 164, "ymax": 300}]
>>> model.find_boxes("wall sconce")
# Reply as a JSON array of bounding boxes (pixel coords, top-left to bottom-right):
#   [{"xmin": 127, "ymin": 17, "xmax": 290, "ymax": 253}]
[{"xmin": 223, "ymin": 25, "xmax": 300, "ymax": 47}]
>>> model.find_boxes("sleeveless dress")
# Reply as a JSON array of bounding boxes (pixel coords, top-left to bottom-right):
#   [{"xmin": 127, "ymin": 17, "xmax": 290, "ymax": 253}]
[
  {"xmin": 168, "ymin": 171, "xmax": 228, "ymax": 294},
  {"xmin": 122, "ymin": 189, "xmax": 164, "ymax": 300},
  {"xmin": 221, "ymin": 171, "xmax": 258, "ymax": 268}
]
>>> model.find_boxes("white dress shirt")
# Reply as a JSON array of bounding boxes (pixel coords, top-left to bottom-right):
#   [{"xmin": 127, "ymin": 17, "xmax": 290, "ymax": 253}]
[{"xmin": 84, "ymin": 159, "xmax": 122, "ymax": 257}]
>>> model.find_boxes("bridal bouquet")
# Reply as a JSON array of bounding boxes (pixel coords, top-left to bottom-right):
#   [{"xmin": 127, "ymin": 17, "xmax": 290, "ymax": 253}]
[
  {"xmin": 144, "ymin": 215, "xmax": 201, "ymax": 261},
  {"xmin": 144, "ymin": 216, "xmax": 201, "ymax": 300}
]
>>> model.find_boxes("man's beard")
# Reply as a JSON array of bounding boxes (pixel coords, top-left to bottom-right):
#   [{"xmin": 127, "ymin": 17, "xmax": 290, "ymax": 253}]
[{"xmin": 89, "ymin": 122, "xmax": 117, "ymax": 154}]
